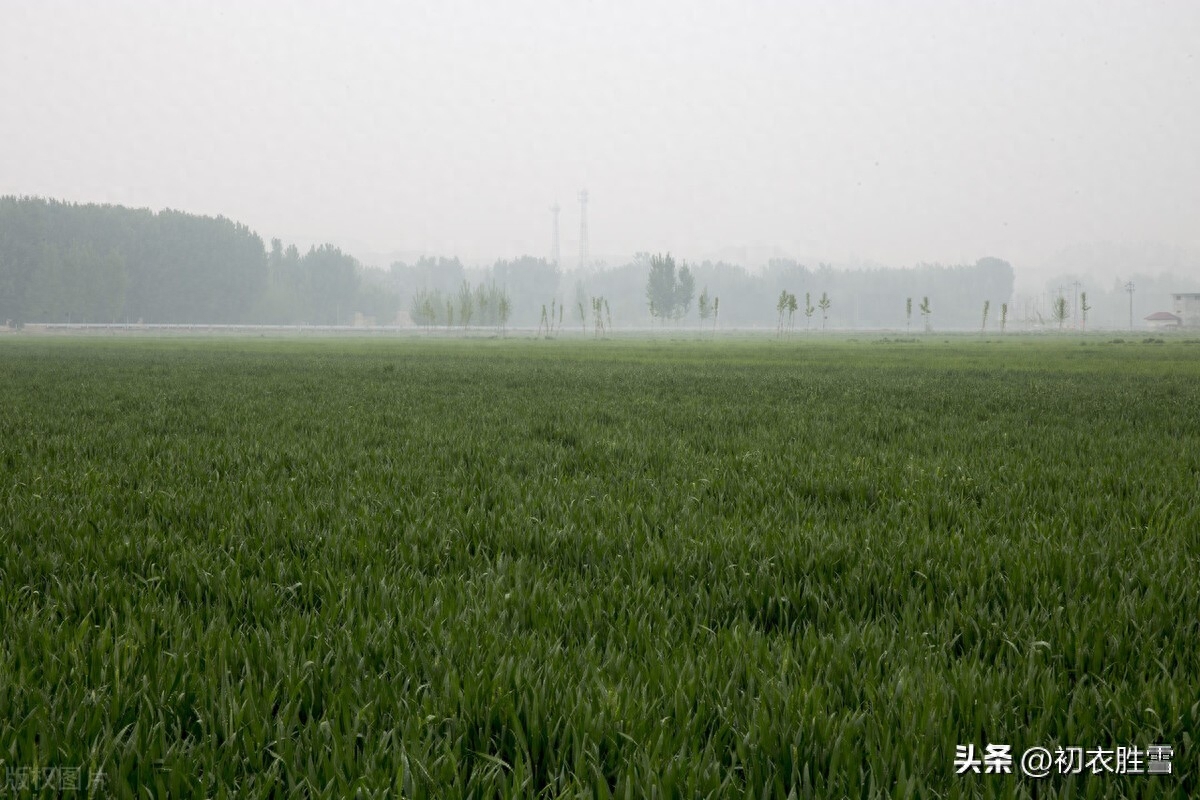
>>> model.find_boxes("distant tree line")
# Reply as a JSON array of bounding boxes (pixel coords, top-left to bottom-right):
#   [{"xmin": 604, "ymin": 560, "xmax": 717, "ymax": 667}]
[
  {"xmin": 361, "ymin": 252, "xmax": 1018, "ymax": 332},
  {"xmin": 2, "ymin": 196, "xmax": 1018, "ymax": 330}
]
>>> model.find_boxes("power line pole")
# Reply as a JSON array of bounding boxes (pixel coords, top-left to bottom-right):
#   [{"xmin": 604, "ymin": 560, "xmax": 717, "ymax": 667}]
[
  {"xmin": 550, "ymin": 202, "xmax": 560, "ymax": 269},
  {"xmin": 1125, "ymin": 281, "xmax": 1135, "ymax": 331},
  {"xmin": 1072, "ymin": 280, "xmax": 1081, "ymax": 328},
  {"xmin": 578, "ymin": 189, "xmax": 589, "ymax": 271}
]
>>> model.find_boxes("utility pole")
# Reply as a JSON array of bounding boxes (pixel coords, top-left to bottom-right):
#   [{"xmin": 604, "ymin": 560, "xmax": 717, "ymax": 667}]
[
  {"xmin": 1072, "ymin": 280, "xmax": 1081, "ymax": 328},
  {"xmin": 578, "ymin": 189, "xmax": 589, "ymax": 271},
  {"xmin": 1125, "ymin": 281, "xmax": 1135, "ymax": 331},
  {"xmin": 550, "ymin": 202, "xmax": 560, "ymax": 269}
]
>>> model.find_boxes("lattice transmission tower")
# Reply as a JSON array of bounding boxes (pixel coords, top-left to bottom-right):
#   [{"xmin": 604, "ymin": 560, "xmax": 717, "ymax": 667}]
[
  {"xmin": 550, "ymin": 202, "xmax": 560, "ymax": 268},
  {"xmin": 578, "ymin": 189, "xmax": 589, "ymax": 270}
]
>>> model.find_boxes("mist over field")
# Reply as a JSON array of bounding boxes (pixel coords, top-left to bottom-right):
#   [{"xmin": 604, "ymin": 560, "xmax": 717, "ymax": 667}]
[
  {"xmin": 2, "ymin": 194, "xmax": 1196, "ymax": 331},
  {"xmin": 2, "ymin": 1, "xmax": 1198, "ymax": 324}
]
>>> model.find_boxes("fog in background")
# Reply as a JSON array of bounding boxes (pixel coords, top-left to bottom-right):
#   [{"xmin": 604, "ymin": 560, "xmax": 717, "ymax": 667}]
[{"xmin": 3, "ymin": 0, "xmax": 1198, "ymax": 294}]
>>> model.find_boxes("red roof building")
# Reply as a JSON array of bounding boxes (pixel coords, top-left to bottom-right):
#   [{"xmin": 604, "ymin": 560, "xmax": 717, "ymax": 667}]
[{"xmin": 1145, "ymin": 311, "xmax": 1182, "ymax": 330}]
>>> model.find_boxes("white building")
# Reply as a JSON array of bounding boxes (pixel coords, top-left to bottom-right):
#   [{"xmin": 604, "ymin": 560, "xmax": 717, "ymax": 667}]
[{"xmin": 1171, "ymin": 293, "xmax": 1200, "ymax": 328}]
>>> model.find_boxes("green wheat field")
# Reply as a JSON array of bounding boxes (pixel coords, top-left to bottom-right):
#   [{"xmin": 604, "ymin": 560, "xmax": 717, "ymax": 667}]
[{"xmin": 1, "ymin": 335, "xmax": 1196, "ymax": 798}]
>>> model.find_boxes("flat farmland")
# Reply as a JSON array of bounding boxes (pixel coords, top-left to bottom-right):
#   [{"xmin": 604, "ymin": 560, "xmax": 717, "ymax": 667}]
[{"xmin": 1, "ymin": 336, "xmax": 1197, "ymax": 798}]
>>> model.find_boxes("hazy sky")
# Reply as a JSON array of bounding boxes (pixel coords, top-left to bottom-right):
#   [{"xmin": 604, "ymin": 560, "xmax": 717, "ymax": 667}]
[{"xmin": 3, "ymin": 1, "xmax": 1198, "ymax": 276}]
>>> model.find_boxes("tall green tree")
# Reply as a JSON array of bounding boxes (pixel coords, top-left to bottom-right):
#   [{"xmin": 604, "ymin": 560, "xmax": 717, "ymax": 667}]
[
  {"xmin": 675, "ymin": 263, "xmax": 695, "ymax": 320},
  {"xmin": 498, "ymin": 293, "xmax": 511, "ymax": 335},
  {"xmin": 647, "ymin": 254, "xmax": 673, "ymax": 322},
  {"xmin": 410, "ymin": 289, "xmax": 440, "ymax": 328},
  {"xmin": 645, "ymin": 253, "xmax": 695, "ymax": 323},
  {"xmin": 458, "ymin": 281, "xmax": 474, "ymax": 329},
  {"xmin": 295, "ymin": 244, "xmax": 360, "ymax": 325},
  {"xmin": 1052, "ymin": 296, "xmax": 1069, "ymax": 330},
  {"xmin": 575, "ymin": 280, "xmax": 588, "ymax": 334}
]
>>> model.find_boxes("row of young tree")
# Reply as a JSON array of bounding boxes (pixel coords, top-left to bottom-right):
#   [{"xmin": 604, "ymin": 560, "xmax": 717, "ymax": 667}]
[
  {"xmin": 770, "ymin": 291, "xmax": 1094, "ymax": 335},
  {"xmin": 377, "ymin": 253, "xmax": 1019, "ymax": 333},
  {"xmin": 409, "ymin": 282, "xmax": 511, "ymax": 331},
  {"xmin": 775, "ymin": 291, "xmax": 832, "ymax": 335}
]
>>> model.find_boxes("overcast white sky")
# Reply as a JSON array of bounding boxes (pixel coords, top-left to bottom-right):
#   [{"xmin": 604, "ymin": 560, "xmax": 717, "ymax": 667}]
[{"xmin": 2, "ymin": 0, "xmax": 1198, "ymax": 278}]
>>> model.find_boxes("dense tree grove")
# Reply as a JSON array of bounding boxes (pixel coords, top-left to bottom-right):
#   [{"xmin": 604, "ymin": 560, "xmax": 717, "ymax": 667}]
[
  {"xmin": 256, "ymin": 240, "xmax": 397, "ymax": 325},
  {"xmin": 0, "ymin": 197, "xmax": 391, "ymax": 325},
  {"xmin": 0, "ymin": 197, "xmax": 266, "ymax": 323}
]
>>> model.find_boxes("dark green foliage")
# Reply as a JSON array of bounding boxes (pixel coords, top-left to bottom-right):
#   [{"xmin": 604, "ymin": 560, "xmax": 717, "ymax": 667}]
[
  {"xmin": 270, "ymin": 243, "xmax": 364, "ymax": 326},
  {"xmin": 0, "ymin": 197, "xmax": 396, "ymax": 325},
  {"xmin": 645, "ymin": 253, "xmax": 695, "ymax": 322},
  {"xmin": 0, "ymin": 337, "xmax": 1195, "ymax": 798},
  {"xmin": 0, "ymin": 197, "xmax": 267, "ymax": 324}
]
